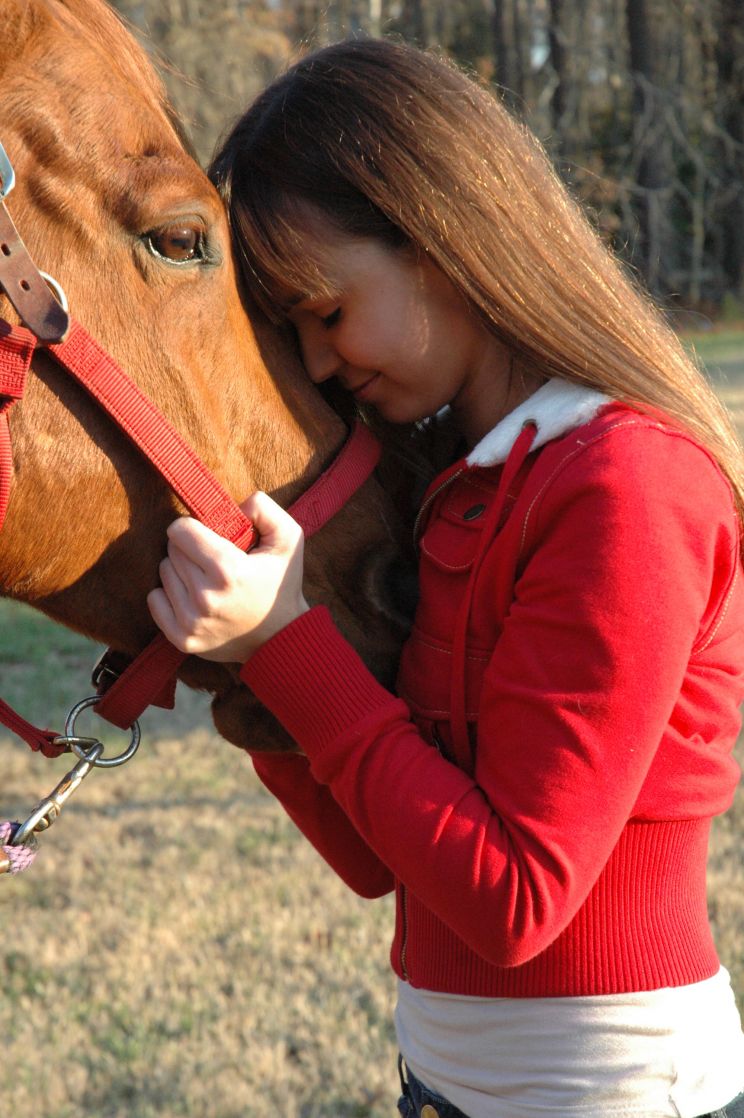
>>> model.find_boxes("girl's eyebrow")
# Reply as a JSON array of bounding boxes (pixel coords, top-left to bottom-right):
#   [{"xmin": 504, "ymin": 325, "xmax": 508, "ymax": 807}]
[{"xmin": 282, "ymin": 288, "xmax": 339, "ymax": 313}]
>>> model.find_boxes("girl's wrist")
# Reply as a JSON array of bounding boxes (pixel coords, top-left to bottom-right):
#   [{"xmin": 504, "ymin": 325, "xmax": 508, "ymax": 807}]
[{"xmin": 242, "ymin": 596, "xmax": 311, "ymax": 661}]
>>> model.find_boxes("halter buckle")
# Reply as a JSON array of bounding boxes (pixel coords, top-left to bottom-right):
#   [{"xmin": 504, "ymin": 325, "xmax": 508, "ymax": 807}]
[{"xmin": 0, "ymin": 141, "xmax": 15, "ymax": 200}]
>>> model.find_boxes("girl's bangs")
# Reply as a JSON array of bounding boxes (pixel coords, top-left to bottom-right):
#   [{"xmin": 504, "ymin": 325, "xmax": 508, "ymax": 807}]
[{"xmin": 233, "ymin": 194, "xmax": 339, "ymax": 323}]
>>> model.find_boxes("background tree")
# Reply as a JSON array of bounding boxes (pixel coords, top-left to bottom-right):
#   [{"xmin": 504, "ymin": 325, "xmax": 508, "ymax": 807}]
[{"xmin": 111, "ymin": 0, "xmax": 744, "ymax": 314}]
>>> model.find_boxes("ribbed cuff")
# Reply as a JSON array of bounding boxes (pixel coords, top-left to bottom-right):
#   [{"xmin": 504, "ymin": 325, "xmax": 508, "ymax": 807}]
[{"xmin": 239, "ymin": 606, "xmax": 399, "ymax": 761}]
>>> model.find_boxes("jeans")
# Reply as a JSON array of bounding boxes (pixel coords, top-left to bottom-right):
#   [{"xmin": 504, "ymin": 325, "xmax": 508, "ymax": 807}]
[
  {"xmin": 397, "ymin": 1059, "xmax": 744, "ymax": 1118},
  {"xmin": 397, "ymin": 1057, "xmax": 469, "ymax": 1118},
  {"xmin": 708, "ymin": 1091, "xmax": 744, "ymax": 1118}
]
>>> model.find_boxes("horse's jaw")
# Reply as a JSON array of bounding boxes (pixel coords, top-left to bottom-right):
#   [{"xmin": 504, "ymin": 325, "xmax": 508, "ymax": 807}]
[
  {"xmin": 211, "ymin": 680, "xmax": 299, "ymax": 753},
  {"xmin": 168, "ymin": 654, "xmax": 294, "ymax": 751}
]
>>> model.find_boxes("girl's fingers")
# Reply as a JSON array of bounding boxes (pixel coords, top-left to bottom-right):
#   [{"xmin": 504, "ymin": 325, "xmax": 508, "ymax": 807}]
[
  {"xmin": 147, "ymin": 585, "xmax": 177, "ymax": 640},
  {"xmin": 146, "ymin": 556, "xmax": 195, "ymax": 650},
  {"xmin": 166, "ymin": 516, "xmax": 233, "ymax": 572},
  {"xmin": 165, "ymin": 498, "xmax": 302, "ymax": 574},
  {"xmin": 166, "ymin": 540, "xmax": 206, "ymax": 599},
  {"xmin": 158, "ymin": 554, "xmax": 194, "ymax": 619},
  {"xmin": 240, "ymin": 491, "xmax": 303, "ymax": 553}
]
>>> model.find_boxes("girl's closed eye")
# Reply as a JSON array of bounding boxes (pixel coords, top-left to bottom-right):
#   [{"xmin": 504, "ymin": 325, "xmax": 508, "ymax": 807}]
[{"xmin": 321, "ymin": 307, "xmax": 341, "ymax": 329}]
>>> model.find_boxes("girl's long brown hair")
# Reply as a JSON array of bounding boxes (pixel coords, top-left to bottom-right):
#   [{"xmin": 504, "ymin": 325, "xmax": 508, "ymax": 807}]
[{"xmin": 211, "ymin": 37, "xmax": 744, "ymax": 532}]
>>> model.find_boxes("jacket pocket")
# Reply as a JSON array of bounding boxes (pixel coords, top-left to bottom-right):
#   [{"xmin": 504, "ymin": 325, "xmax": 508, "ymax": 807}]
[
  {"xmin": 419, "ymin": 479, "xmax": 495, "ymax": 571},
  {"xmin": 398, "ymin": 626, "xmax": 490, "ymax": 725}
]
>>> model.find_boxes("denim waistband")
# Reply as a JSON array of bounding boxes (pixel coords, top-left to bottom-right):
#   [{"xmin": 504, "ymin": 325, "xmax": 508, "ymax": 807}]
[
  {"xmin": 397, "ymin": 1057, "xmax": 470, "ymax": 1118},
  {"xmin": 397, "ymin": 1058, "xmax": 744, "ymax": 1118}
]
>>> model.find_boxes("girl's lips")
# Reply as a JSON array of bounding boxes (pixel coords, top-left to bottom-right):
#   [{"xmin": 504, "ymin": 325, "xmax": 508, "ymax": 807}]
[{"xmin": 352, "ymin": 372, "xmax": 380, "ymax": 401}]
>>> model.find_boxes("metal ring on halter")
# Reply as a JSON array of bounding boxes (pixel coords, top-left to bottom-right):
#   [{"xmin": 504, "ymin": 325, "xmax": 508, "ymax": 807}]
[
  {"xmin": 58, "ymin": 696, "xmax": 141, "ymax": 768},
  {"xmin": 0, "ymin": 140, "xmax": 15, "ymax": 199},
  {"xmin": 39, "ymin": 271, "xmax": 69, "ymax": 314}
]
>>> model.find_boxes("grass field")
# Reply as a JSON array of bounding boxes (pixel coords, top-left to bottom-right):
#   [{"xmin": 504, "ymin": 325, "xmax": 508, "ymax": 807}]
[
  {"xmin": 0, "ymin": 330, "xmax": 742, "ymax": 1116},
  {"xmin": 686, "ymin": 326, "xmax": 744, "ymax": 433}
]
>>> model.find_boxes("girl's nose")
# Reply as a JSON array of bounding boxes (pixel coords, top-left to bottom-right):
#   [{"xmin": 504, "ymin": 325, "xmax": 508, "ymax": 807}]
[{"xmin": 296, "ymin": 322, "xmax": 339, "ymax": 384}]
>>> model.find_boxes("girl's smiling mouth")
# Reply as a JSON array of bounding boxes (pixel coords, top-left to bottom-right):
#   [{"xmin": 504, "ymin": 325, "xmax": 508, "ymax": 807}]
[{"xmin": 350, "ymin": 373, "xmax": 380, "ymax": 401}]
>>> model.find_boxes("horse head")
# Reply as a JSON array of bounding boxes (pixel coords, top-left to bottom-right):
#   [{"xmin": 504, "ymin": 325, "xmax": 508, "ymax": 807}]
[{"xmin": 0, "ymin": 0, "xmax": 408, "ymax": 749}]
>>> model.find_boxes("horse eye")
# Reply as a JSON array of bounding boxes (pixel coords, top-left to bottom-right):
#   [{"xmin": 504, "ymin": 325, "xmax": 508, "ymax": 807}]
[{"xmin": 146, "ymin": 224, "xmax": 204, "ymax": 264}]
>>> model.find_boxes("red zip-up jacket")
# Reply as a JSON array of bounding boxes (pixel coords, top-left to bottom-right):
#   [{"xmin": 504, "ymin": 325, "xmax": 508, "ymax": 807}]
[{"xmin": 240, "ymin": 381, "xmax": 744, "ymax": 997}]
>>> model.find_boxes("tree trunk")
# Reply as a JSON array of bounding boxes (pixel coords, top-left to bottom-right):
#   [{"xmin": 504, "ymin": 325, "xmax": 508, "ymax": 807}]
[
  {"xmin": 368, "ymin": 0, "xmax": 382, "ymax": 36},
  {"xmin": 511, "ymin": 0, "xmax": 526, "ymax": 105},
  {"xmin": 548, "ymin": 0, "xmax": 567, "ymax": 141},
  {"xmin": 716, "ymin": 0, "xmax": 744, "ymax": 297},
  {"xmin": 626, "ymin": 0, "xmax": 671, "ymax": 294},
  {"xmin": 399, "ymin": 0, "xmax": 436, "ymax": 46},
  {"xmin": 491, "ymin": 0, "xmax": 516, "ymax": 104}
]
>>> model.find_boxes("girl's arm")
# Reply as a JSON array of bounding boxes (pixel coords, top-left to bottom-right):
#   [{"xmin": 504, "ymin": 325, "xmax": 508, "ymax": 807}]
[
  {"xmin": 147, "ymin": 490, "xmax": 392, "ymax": 899},
  {"xmin": 248, "ymin": 750, "xmax": 394, "ymax": 898}
]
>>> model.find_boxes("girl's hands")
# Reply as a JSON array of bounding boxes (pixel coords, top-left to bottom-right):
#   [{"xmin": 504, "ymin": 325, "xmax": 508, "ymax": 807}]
[{"xmin": 147, "ymin": 491, "xmax": 309, "ymax": 664}]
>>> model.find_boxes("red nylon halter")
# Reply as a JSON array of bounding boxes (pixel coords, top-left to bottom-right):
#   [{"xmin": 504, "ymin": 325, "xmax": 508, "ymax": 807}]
[
  {"xmin": 0, "ymin": 313, "xmax": 380, "ymax": 752},
  {"xmin": 0, "ymin": 191, "xmax": 380, "ymax": 756},
  {"xmin": 0, "ymin": 310, "xmax": 380, "ymax": 751},
  {"xmin": 0, "ymin": 137, "xmax": 381, "ymax": 757}
]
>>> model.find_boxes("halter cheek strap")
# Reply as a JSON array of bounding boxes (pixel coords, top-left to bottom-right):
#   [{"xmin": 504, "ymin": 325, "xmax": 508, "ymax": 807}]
[{"xmin": 0, "ymin": 325, "xmax": 33, "ymax": 534}]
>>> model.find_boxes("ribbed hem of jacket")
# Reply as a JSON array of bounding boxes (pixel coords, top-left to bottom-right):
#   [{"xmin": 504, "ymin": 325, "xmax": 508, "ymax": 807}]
[
  {"xmin": 390, "ymin": 817, "xmax": 721, "ymax": 996},
  {"xmin": 239, "ymin": 605, "xmax": 402, "ymax": 757}
]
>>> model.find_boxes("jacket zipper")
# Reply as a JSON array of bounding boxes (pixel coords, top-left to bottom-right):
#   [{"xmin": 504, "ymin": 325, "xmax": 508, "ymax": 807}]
[{"xmin": 412, "ymin": 466, "xmax": 464, "ymax": 546}]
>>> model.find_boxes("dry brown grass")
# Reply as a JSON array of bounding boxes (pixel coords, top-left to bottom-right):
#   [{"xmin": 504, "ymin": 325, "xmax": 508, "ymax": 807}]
[{"xmin": 0, "ymin": 691, "xmax": 399, "ymax": 1117}]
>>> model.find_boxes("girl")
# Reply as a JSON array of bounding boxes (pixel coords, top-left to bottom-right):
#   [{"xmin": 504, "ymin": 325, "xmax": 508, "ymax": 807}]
[{"xmin": 148, "ymin": 39, "xmax": 744, "ymax": 1118}]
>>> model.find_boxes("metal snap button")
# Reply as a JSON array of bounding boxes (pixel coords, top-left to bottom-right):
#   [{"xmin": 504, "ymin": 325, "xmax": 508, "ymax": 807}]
[
  {"xmin": 463, "ymin": 503, "xmax": 486, "ymax": 521},
  {"xmin": 421, "ymin": 1106, "xmax": 440, "ymax": 1118}
]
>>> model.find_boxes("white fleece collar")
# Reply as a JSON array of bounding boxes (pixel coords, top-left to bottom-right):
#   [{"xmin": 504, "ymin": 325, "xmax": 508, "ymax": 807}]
[{"xmin": 466, "ymin": 377, "xmax": 611, "ymax": 468}]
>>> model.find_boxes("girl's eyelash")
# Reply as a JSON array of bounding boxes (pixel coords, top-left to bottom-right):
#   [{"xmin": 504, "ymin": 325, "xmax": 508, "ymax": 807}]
[{"xmin": 321, "ymin": 308, "xmax": 341, "ymax": 329}]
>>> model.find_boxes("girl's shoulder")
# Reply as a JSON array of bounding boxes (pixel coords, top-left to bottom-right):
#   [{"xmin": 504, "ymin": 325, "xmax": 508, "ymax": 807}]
[
  {"xmin": 533, "ymin": 400, "xmax": 731, "ymax": 498},
  {"xmin": 516, "ymin": 401, "xmax": 740, "ymax": 567}
]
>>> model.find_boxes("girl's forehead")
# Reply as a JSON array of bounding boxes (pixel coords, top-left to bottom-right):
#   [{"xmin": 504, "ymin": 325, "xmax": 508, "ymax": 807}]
[{"xmin": 274, "ymin": 234, "xmax": 417, "ymax": 314}]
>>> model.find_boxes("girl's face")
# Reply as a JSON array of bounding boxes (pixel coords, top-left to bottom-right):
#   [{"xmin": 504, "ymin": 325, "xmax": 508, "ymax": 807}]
[{"xmin": 283, "ymin": 233, "xmax": 519, "ymax": 444}]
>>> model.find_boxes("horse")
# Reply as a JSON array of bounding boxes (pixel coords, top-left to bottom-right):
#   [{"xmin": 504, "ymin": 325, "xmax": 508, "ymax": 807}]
[{"xmin": 0, "ymin": 0, "xmax": 406, "ymax": 752}]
